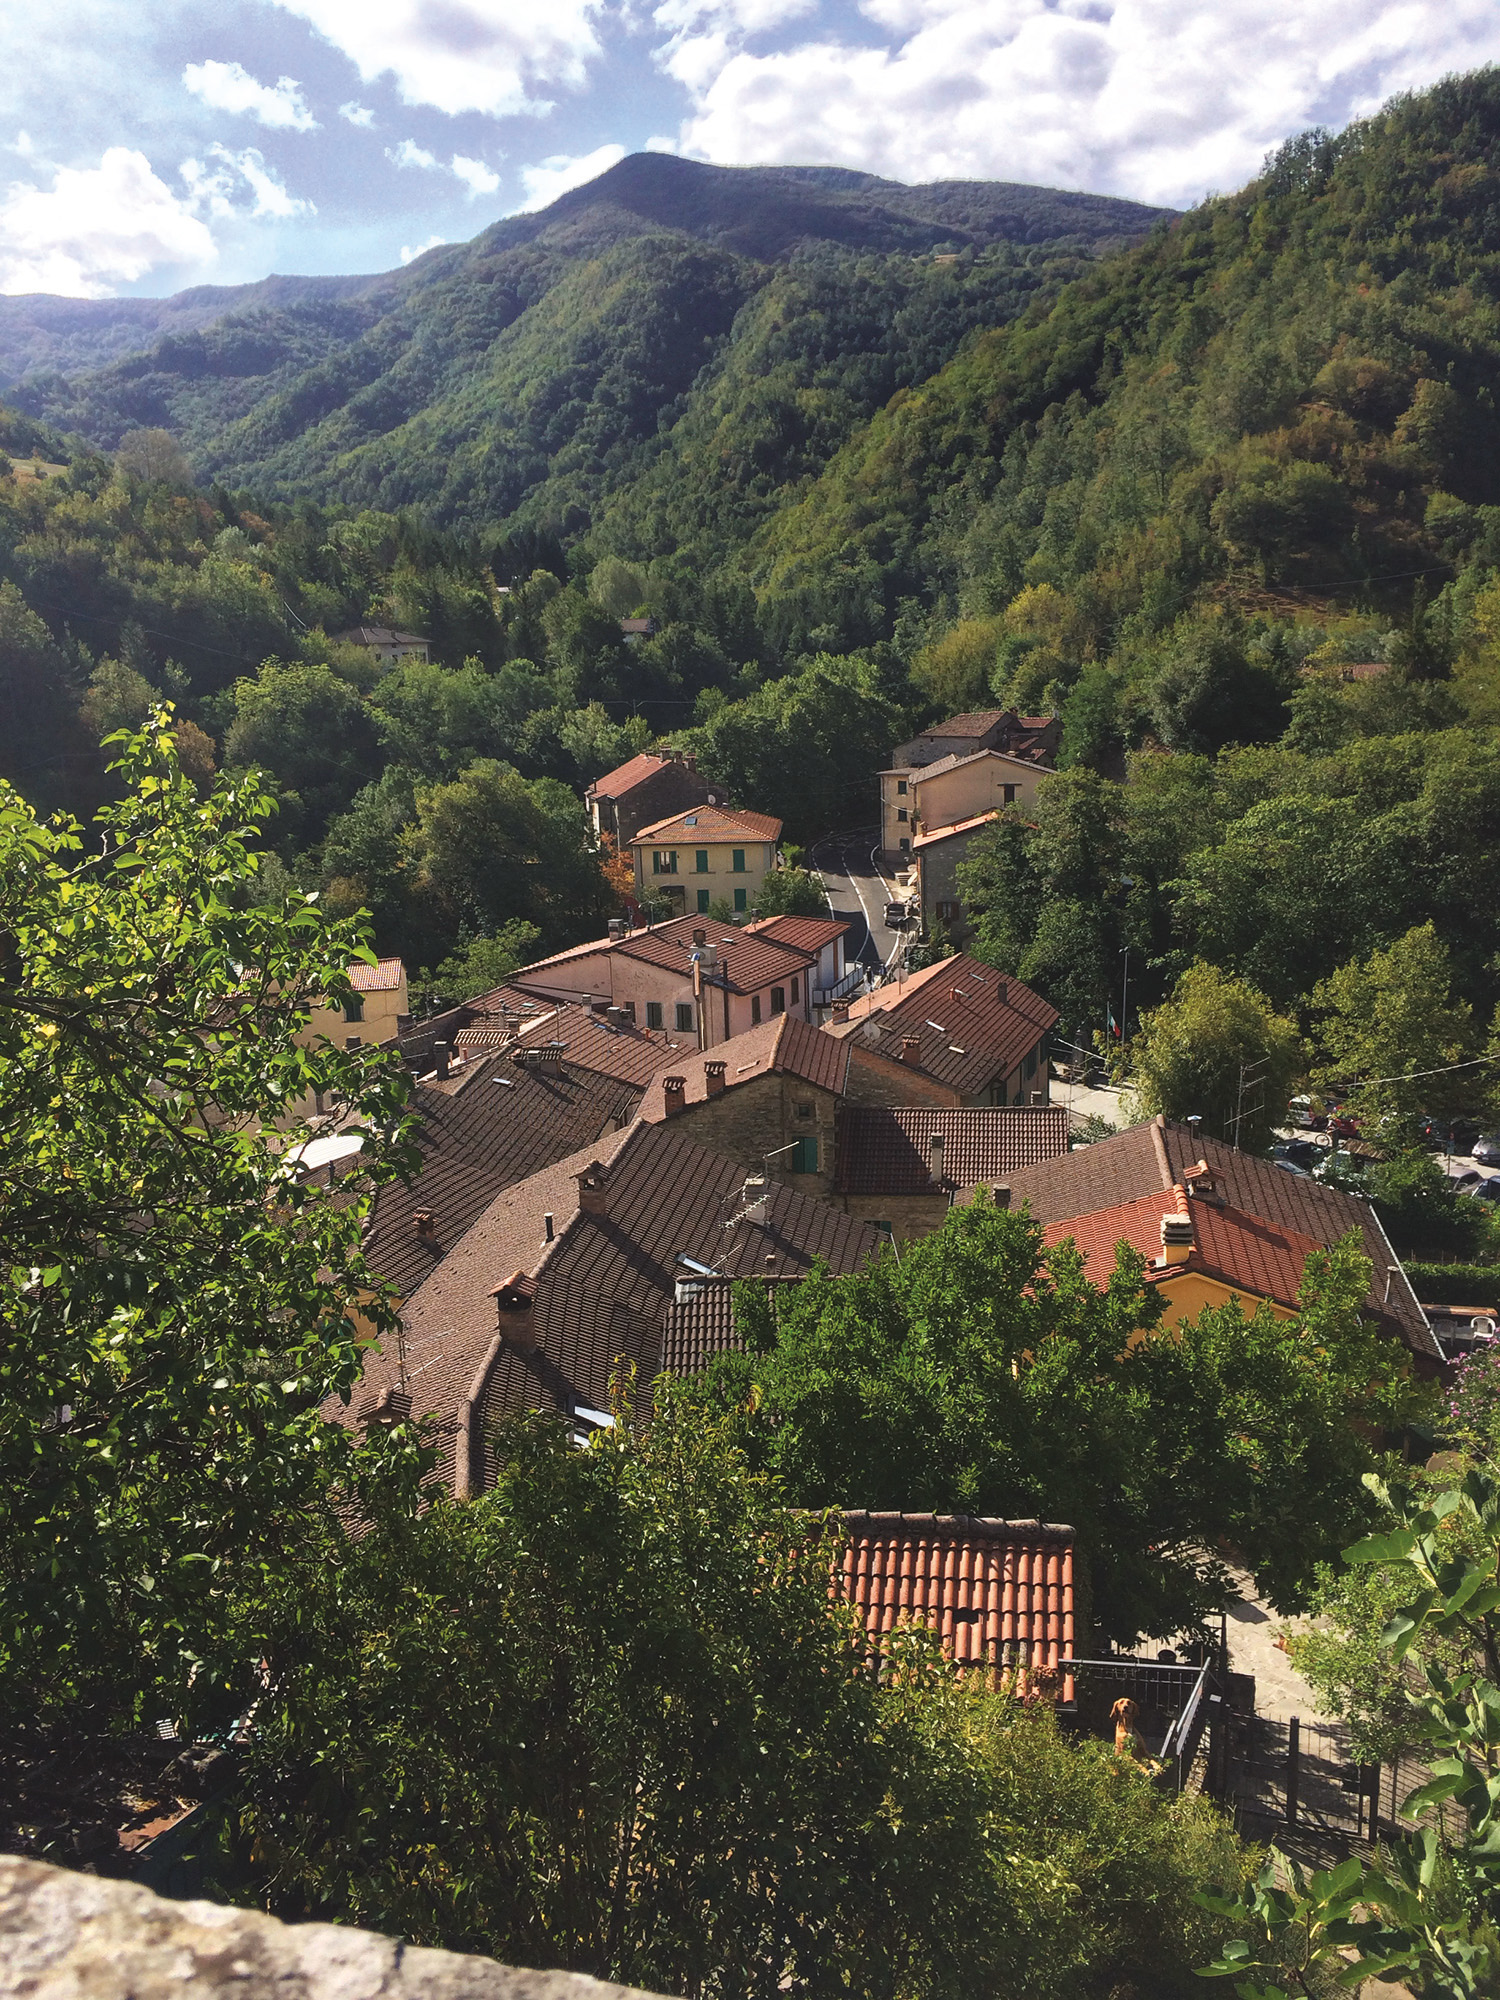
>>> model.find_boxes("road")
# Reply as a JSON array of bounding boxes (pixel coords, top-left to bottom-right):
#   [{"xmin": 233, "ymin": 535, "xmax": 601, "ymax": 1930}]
[{"xmin": 809, "ymin": 826, "xmax": 905, "ymax": 979}]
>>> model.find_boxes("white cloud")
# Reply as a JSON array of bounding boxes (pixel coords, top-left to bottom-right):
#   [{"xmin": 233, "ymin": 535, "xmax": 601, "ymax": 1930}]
[
  {"xmin": 181, "ymin": 146, "xmax": 317, "ymax": 221},
  {"xmin": 387, "ymin": 137, "xmax": 439, "ymax": 169},
  {"xmin": 339, "ymin": 100, "xmax": 375, "ymax": 126},
  {"xmin": 0, "ymin": 147, "xmax": 217, "ymax": 297},
  {"xmin": 451, "ymin": 153, "xmax": 501, "ymax": 196},
  {"xmin": 656, "ymin": 0, "xmax": 1500, "ymax": 210},
  {"xmin": 183, "ymin": 58, "xmax": 319, "ymax": 132},
  {"xmin": 269, "ymin": 0, "xmax": 605, "ymax": 117},
  {"xmin": 516, "ymin": 142, "xmax": 625, "ymax": 211},
  {"xmin": 400, "ymin": 231, "xmax": 446, "ymax": 262}
]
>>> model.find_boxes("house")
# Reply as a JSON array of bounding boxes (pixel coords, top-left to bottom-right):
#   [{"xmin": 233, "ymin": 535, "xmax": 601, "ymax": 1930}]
[
  {"xmin": 512, "ymin": 915, "xmax": 819, "ymax": 1049},
  {"xmin": 585, "ymin": 748, "xmax": 721, "ymax": 849},
  {"xmin": 825, "ymin": 955, "xmax": 1059, "ymax": 1109},
  {"xmin": 912, "ymin": 811, "xmax": 999, "ymax": 945},
  {"xmin": 747, "ymin": 913, "xmax": 858, "ymax": 1009},
  {"xmin": 332, "ymin": 1119, "xmax": 883, "ymax": 1497},
  {"xmin": 910, "ymin": 749, "xmax": 1051, "ymax": 845},
  {"xmin": 630, "ymin": 804, "xmax": 783, "ymax": 918},
  {"xmin": 300, "ymin": 956, "xmax": 409, "ymax": 1053},
  {"xmin": 619, "ymin": 617, "xmax": 657, "ymax": 642},
  {"xmin": 638, "ymin": 1013, "xmax": 852, "ymax": 1198},
  {"xmin": 330, "ymin": 625, "xmax": 430, "ymax": 666},
  {"xmin": 1003, "ymin": 1113, "xmax": 1443, "ymax": 1368},
  {"xmin": 880, "ymin": 710, "xmax": 1058, "ymax": 860},
  {"xmin": 837, "ymin": 1513, "xmax": 1076, "ymax": 1685},
  {"xmin": 833, "ymin": 1104, "xmax": 1069, "ymax": 1240}
]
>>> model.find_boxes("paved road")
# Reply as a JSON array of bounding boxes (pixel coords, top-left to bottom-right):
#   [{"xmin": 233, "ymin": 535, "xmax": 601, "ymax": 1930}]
[{"xmin": 809, "ymin": 826, "xmax": 905, "ymax": 977}]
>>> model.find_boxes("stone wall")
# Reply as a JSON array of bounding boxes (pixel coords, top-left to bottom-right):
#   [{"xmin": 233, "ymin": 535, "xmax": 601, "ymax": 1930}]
[
  {"xmin": 0, "ymin": 1856, "xmax": 677, "ymax": 2000},
  {"xmin": 658, "ymin": 1071, "xmax": 837, "ymax": 1199}
]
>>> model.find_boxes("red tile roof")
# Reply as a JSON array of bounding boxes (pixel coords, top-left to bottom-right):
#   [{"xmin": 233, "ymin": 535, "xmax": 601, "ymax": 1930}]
[
  {"xmin": 617, "ymin": 916, "xmax": 815, "ymax": 997},
  {"xmin": 1042, "ymin": 1186, "xmax": 1322, "ymax": 1312},
  {"xmin": 639, "ymin": 1014, "xmax": 849, "ymax": 1121},
  {"xmin": 837, "ymin": 1513, "xmax": 1075, "ymax": 1685},
  {"xmin": 834, "ymin": 1105, "xmax": 1069, "ymax": 1195},
  {"xmin": 837, "ymin": 956, "xmax": 1059, "ymax": 1098},
  {"xmin": 348, "ymin": 956, "xmax": 406, "ymax": 992},
  {"xmin": 744, "ymin": 913, "xmax": 849, "ymax": 954},
  {"xmin": 1006, "ymin": 1115, "xmax": 1440, "ymax": 1361},
  {"xmin": 631, "ymin": 803, "xmax": 783, "ymax": 845},
  {"xmin": 586, "ymin": 752, "xmax": 674, "ymax": 801}
]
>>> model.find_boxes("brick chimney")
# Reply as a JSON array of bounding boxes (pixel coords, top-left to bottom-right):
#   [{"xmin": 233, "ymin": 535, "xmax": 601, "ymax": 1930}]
[
  {"xmin": 831, "ymin": 1001, "xmax": 850, "ymax": 1023},
  {"xmin": 704, "ymin": 1060, "xmax": 726, "ymax": 1097},
  {"xmin": 900, "ymin": 1035, "xmax": 922, "ymax": 1066},
  {"xmin": 412, "ymin": 1207, "xmax": 440, "ymax": 1249},
  {"xmin": 491, "ymin": 1271, "xmax": 538, "ymax": 1351},
  {"xmin": 576, "ymin": 1160, "xmax": 610, "ymax": 1216},
  {"xmin": 1159, "ymin": 1189, "xmax": 1193, "ymax": 1266},
  {"xmin": 662, "ymin": 1073, "xmax": 687, "ymax": 1116}
]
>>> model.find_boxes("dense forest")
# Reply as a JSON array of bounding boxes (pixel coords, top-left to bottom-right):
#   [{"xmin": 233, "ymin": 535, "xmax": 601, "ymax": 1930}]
[{"xmin": 6, "ymin": 76, "xmax": 1500, "ymax": 1130}]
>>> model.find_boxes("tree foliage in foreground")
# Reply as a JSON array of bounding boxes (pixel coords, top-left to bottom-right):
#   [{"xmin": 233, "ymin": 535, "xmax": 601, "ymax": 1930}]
[
  {"xmin": 692, "ymin": 1201, "xmax": 1417, "ymax": 1645},
  {"xmin": 231, "ymin": 1396, "xmax": 1247, "ymax": 2000},
  {"xmin": 0, "ymin": 715, "xmax": 426, "ymax": 1728}
]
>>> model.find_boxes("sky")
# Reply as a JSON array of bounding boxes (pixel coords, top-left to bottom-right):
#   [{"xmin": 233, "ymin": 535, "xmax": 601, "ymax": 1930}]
[{"xmin": 3, "ymin": 0, "xmax": 1499, "ymax": 298}]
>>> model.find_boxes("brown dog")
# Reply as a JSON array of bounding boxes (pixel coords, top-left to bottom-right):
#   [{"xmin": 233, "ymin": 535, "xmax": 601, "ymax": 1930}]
[{"xmin": 1111, "ymin": 1696, "xmax": 1148, "ymax": 1761}]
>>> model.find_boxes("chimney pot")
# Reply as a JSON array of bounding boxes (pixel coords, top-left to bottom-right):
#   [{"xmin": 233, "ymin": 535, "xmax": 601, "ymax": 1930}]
[
  {"xmin": 492, "ymin": 1271, "xmax": 538, "ymax": 1350},
  {"xmin": 433, "ymin": 1041, "xmax": 450, "ymax": 1080},
  {"xmin": 704, "ymin": 1060, "xmax": 727, "ymax": 1096},
  {"xmin": 693, "ymin": 928, "xmax": 707, "ymax": 947},
  {"xmin": 929, "ymin": 1130, "xmax": 946, "ymax": 1180},
  {"xmin": 900, "ymin": 1035, "xmax": 922, "ymax": 1066},
  {"xmin": 662, "ymin": 1073, "xmax": 687, "ymax": 1115},
  {"xmin": 1160, "ymin": 1201, "xmax": 1193, "ymax": 1264},
  {"xmin": 832, "ymin": 1000, "xmax": 850, "ymax": 1023},
  {"xmin": 412, "ymin": 1207, "xmax": 437, "ymax": 1239},
  {"xmin": 576, "ymin": 1162, "xmax": 610, "ymax": 1216},
  {"xmin": 684, "ymin": 753, "xmax": 697, "ymax": 771},
  {"xmin": 607, "ymin": 1005, "xmax": 626, "ymax": 1028},
  {"xmin": 544, "ymin": 1211, "xmax": 555, "ymax": 1242}
]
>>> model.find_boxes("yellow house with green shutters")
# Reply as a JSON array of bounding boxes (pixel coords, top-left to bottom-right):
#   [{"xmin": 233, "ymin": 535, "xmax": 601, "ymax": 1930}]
[{"xmin": 630, "ymin": 803, "xmax": 783, "ymax": 917}]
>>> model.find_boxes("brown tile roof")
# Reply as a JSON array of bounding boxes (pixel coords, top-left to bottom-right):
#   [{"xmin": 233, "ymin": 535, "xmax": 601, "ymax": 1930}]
[
  {"xmin": 639, "ymin": 1014, "xmax": 849, "ymax": 1122},
  {"xmin": 837, "ymin": 1513, "xmax": 1075, "ymax": 1685},
  {"xmin": 617, "ymin": 916, "xmax": 815, "ymax": 996},
  {"xmin": 842, "ymin": 956, "xmax": 1059, "ymax": 1098},
  {"xmin": 1044, "ymin": 1185, "xmax": 1323, "ymax": 1313},
  {"xmin": 834, "ymin": 1105, "xmax": 1069, "ymax": 1196},
  {"xmin": 744, "ymin": 913, "xmax": 850, "ymax": 954},
  {"xmin": 912, "ymin": 810, "xmax": 1000, "ymax": 851},
  {"xmin": 918, "ymin": 711, "xmax": 1006, "ymax": 739},
  {"xmin": 348, "ymin": 955, "xmax": 406, "ymax": 992},
  {"xmin": 631, "ymin": 802, "xmax": 783, "ymax": 845},
  {"xmin": 506, "ymin": 1002, "xmax": 680, "ymax": 1088},
  {"xmin": 586, "ymin": 751, "xmax": 676, "ymax": 801},
  {"xmin": 658, "ymin": 1275, "xmax": 796, "ymax": 1376},
  {"xmin": 332, "ymin": 625, "xmax": 426, "ymax": 647},
  {"xmin": 341, "ymin": 1121, "xmax": 883, "ymax": 1493},
  {"xmin": 1005, "ymin": 1115, "xmax": 1440, "ymax": 1361},
  {"xmin": 360, "ymin": 1055, "xmax": 642, "ymax": 1300}
]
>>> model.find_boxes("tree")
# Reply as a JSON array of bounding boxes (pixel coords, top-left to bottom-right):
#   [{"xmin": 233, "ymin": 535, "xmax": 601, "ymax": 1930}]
[
  {"xmin": 412, "ymin": 919, "xmax": 542, "ymax": 1013},
  {"xmin": 1311, "ymin": 923, "xmax": 1474, "ymax": 1131},
  {"xmin": 693, "ymin": 1202, "xmax": 1408, "ymax": 1644},
  {"xmin": 751, "ymin": 866, "xmax": 828, "ymax": 920},
  {"xmin": 1129, "ymin": 963, "xmax": 1304, "ymax": 1150},
  {"xmin": 0, "ymin": 579, "xmax": 86, "ymax": 814},
  {"xmin": 224, "ymin": 659, "xmax": 383, "ymax": 839},
  {"xmin": 955, "ymin": 811, "xmax": 1041, "ymax": 975},
  {"xmin": 114, "ymin": 427, "xmax": 192, "ymax": 486},
  {"xmin": 1148, "ymin": 618, "xmax": 1290, "ymax": 755},
  {"xmin": 0, "ymin": 713, "xmax": 424, "ymax": 1729}
]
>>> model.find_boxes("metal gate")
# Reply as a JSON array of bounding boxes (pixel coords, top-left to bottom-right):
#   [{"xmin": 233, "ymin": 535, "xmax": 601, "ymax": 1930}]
[{"xmin": 1227, "ymin": 1714, "xmax": 1381, "ymax": 1840}]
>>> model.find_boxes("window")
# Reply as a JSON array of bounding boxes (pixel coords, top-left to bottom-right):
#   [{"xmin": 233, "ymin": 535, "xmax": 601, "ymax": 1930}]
[
  {"xmin": 731, "ymin": 848, "xmax": 746, "ymax": 872},
  {"xmin": 936, "ymin": 900, "xmax": 960, "ymax": 922},
  {"xmin": 675, "ymin": 1002, "xmax": 695, "ymax": 1033},
  {"xmin": 790, "ymin": 1135, "xmax": 819, "ymax": 1173},
  {"xmin": 899, "ymin": 837, "xmax": 910, "ymax": 853},
  {"xmin": 1003, "ymin": 784, "xmax": 1017, "ymax": 805},
  {"xmin": 751, "ymin": 995, "xmax": 762, "ymax": 1025},
  {"xmin": 622, "ymin": 1001, "xmax": 637, "ymax": 1022},
  {"xmin": 790, "ymin": 975, "xmax": 799, "ymax": 1003},
  {"xmin": 695, "ymin": 849, "xmax": 709, "ymax": 873},
  {"xmin": 896, "ymin": 779, "xmax": 907, "ymax": 795},
  {"xmin": 652, "ymin": 849, "xmax": 678, "ymax": 875},
  {"xmin": 734, "ymin": 886, "xmax": 747, "ymax": 911},
  {"xmin": 897, "ymin": 807, "xmax": 908, "ymax": 823},
  {"xmin": 646, "ymin": 1001, "xmax": 663, "ymax": 1030},
  {"xmin": 697, "ymin": 889, "xmax": 711, "ymax": 913},
  {"xmin": 873, "ymin": 1219, "xmax": 893, "ymax": 1236},
  {"xmin": 342, "ymin": 994, "xmax": 364, "ymax": 1023},
  {"xmin": 770, "ymin": 985, "xmax": 785, "ymax": 1015},
  {"xmin": 795, "ymin": 1101, "xmax": 814, "ymax": 1121}
]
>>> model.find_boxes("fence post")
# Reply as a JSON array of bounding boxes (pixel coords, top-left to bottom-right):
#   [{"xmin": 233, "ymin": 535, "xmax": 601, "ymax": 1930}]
[{"xmin": 1286, "ymin": 1715, "xmax": 1300, "ymax": 1826}]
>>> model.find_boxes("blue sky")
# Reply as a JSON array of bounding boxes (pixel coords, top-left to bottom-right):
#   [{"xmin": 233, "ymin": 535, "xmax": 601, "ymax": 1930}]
[{"xmin": 3, "ymin": 0, "xmax": 1499, "ymax": 297}]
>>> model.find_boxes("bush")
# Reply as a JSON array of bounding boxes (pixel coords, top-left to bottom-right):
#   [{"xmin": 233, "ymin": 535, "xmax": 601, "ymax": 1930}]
[{"xmin": 1404, "ymin": 1261, "xmax": 1500, "ymax": 1308}]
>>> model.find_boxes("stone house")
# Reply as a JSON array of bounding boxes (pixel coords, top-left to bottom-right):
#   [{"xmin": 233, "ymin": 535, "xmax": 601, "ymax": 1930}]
[
  {"xmin": 585, "ymin": 748, "xmax": 721, "ymax": 850},
  {"xmin": 329, "ymin": 625, "xmax": 429, "ymax": 666},
  {"xmin": 826, "ymin": 955, "xmax": 1059, "ymax": 1108},
  {"xmin": 832, "ymin": 1103, "xmax": 1069, "ymax": 1241}
]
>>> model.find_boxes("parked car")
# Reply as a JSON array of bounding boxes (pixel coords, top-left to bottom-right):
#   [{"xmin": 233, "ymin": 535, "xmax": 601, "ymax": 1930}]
[
  {"xmin": 1474, "ymin": 1135, "xmax": 1500, "ymax": 1166},
  {"xmin": 1465, "ymin": 1176, "xmax": 1500, "ymax": 1202},
  {"xmin": 1450, "ymin": 1169, "xmax": 1483, "ymax": 1190},
  {"xmin": 884, "ymin": 900, "xmax": 913, "ymax": 927},
  {"xmin": 1273, "ymin": 1138, "xmax": 1320, "ymax": 1174},
  {"xmin": 1423, "ymin": 1116, "xmax": 1482, "ymax": 1154},
  {"xmin": 1286, "ymin": 1095, "xmax": 1327, "ymax": 1130}
]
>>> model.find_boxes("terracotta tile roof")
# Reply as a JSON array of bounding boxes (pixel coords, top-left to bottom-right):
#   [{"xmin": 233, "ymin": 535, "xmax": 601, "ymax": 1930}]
[
  {"xmin": 834, "ymin": 1105, "xmax": 1069, "ymax": 1196},
  {"xmin": 837, "ymin": 1513, "xmax": 1075, "ymax": 1685},
  {"xmin": 340, "ymin": 1121, "xmax": 882, "ymax": 1493},
  {"xmin": 1006, "ymin": 1115, "xmax": 1440, "ymax": 1361},
  {"xmin": 1042, "ymin": 1186, "xmax": 1322, "ymax": 1312},
  {"xmin": 911, "ymin": 810, "xmax": 1000, "ymax": 851},
  {"xmin": 507, "ymin": 1002, "xmax": 680, "ymax": 1088},
  {"xmin": 842, "ymin": 956, "xmax": 1059, "ymax": 1098},
  {"xmin": 658, "ymin": 1276, "xmax": 796, "ymax": 1375},
  {"xmin": 631, "ymin": 803, "xmax": 783, "ymax": 845},
  {"xmin": 918, "ymin": 711, "xmax": 1006, "ymax": 739},
  {"xmin": 744, "ymin": 914, "xmax": 850, "ymax": 954},
  {"xmin": 360, "ymin": 1054, "xmax": 643, "ymax": 1300},
  {"xmin": 617, "ymin": 916, "xmax": 815, "ymax": 996},
  {"xmin": 639, "ymin": 1014, "xmax": 849, "ymax": 1121},
  {"xmin": 348, "ymin": 956, "xmax": 406, "ymax": 992},
  {"xmin": 586, "ymin": 751, "xmax": 676, "ymax": 801}
]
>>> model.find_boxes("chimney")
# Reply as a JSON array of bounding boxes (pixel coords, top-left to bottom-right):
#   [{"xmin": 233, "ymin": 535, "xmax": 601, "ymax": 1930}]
[
  {"xmin": 704, "ymin": 1060, "xmax": 727, "ymax": 1097},
  {"xmin": 433, "ymin": 1041, "xmax": 449, "ymax": 1080},
  {"xmin": 831, "ymin": 1000, "xmax": 850, "ymax": 1023},
  {"xmin": 1029, "ymin": 1090, "xmax": 1044, "ymax": 1106},
  {"xmin": 995, "ymin": 980, "xmax": 1008, "ymax": 1005},
  {"xmin": 929, "ymin": 1129, "xmax": 946, "ymax": 1183},
  {"xmin": 576, "ymin": 1160, "xmax": 610, "ymax": 1216},
  {"xmin": 543, "ymin": 1212, "xmax": 555, "ymax": 1242},
  {"xmin": 684, "ymin": 753, "xmax": 697, "ymax": 772},
  {"xmin": 606, "ymin": 1004, "xmax": 626, "ymax": 1028},
  {"xmin": 900, "ymin": 1035, "xmax": 922, "ymax": 1066},
  {"xmin": 992, "ymin": 1183, "xmax": 1011, "ymax": 1209},
  {"xmin": 1160, "ymin": 1192, "xmax": 1193, "ymax": 1266},
  {"xmin": 492, "ymin": 1272, "xmax": 538, "ymax": 1351},
  {"xmin": 662, "ymin": 1073, "xmax": 687, "ymax": 1117},
  {"xmin": 693, "ymin": 927, "xmax": 707, "ymax": 947},
  {"xmin": 607, "ymin": 918, "xmax": 626, "ymax": 941},
  {"xmin": 412, "ymin": 1207, "xmax": 439, "ymax": 1244}
]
